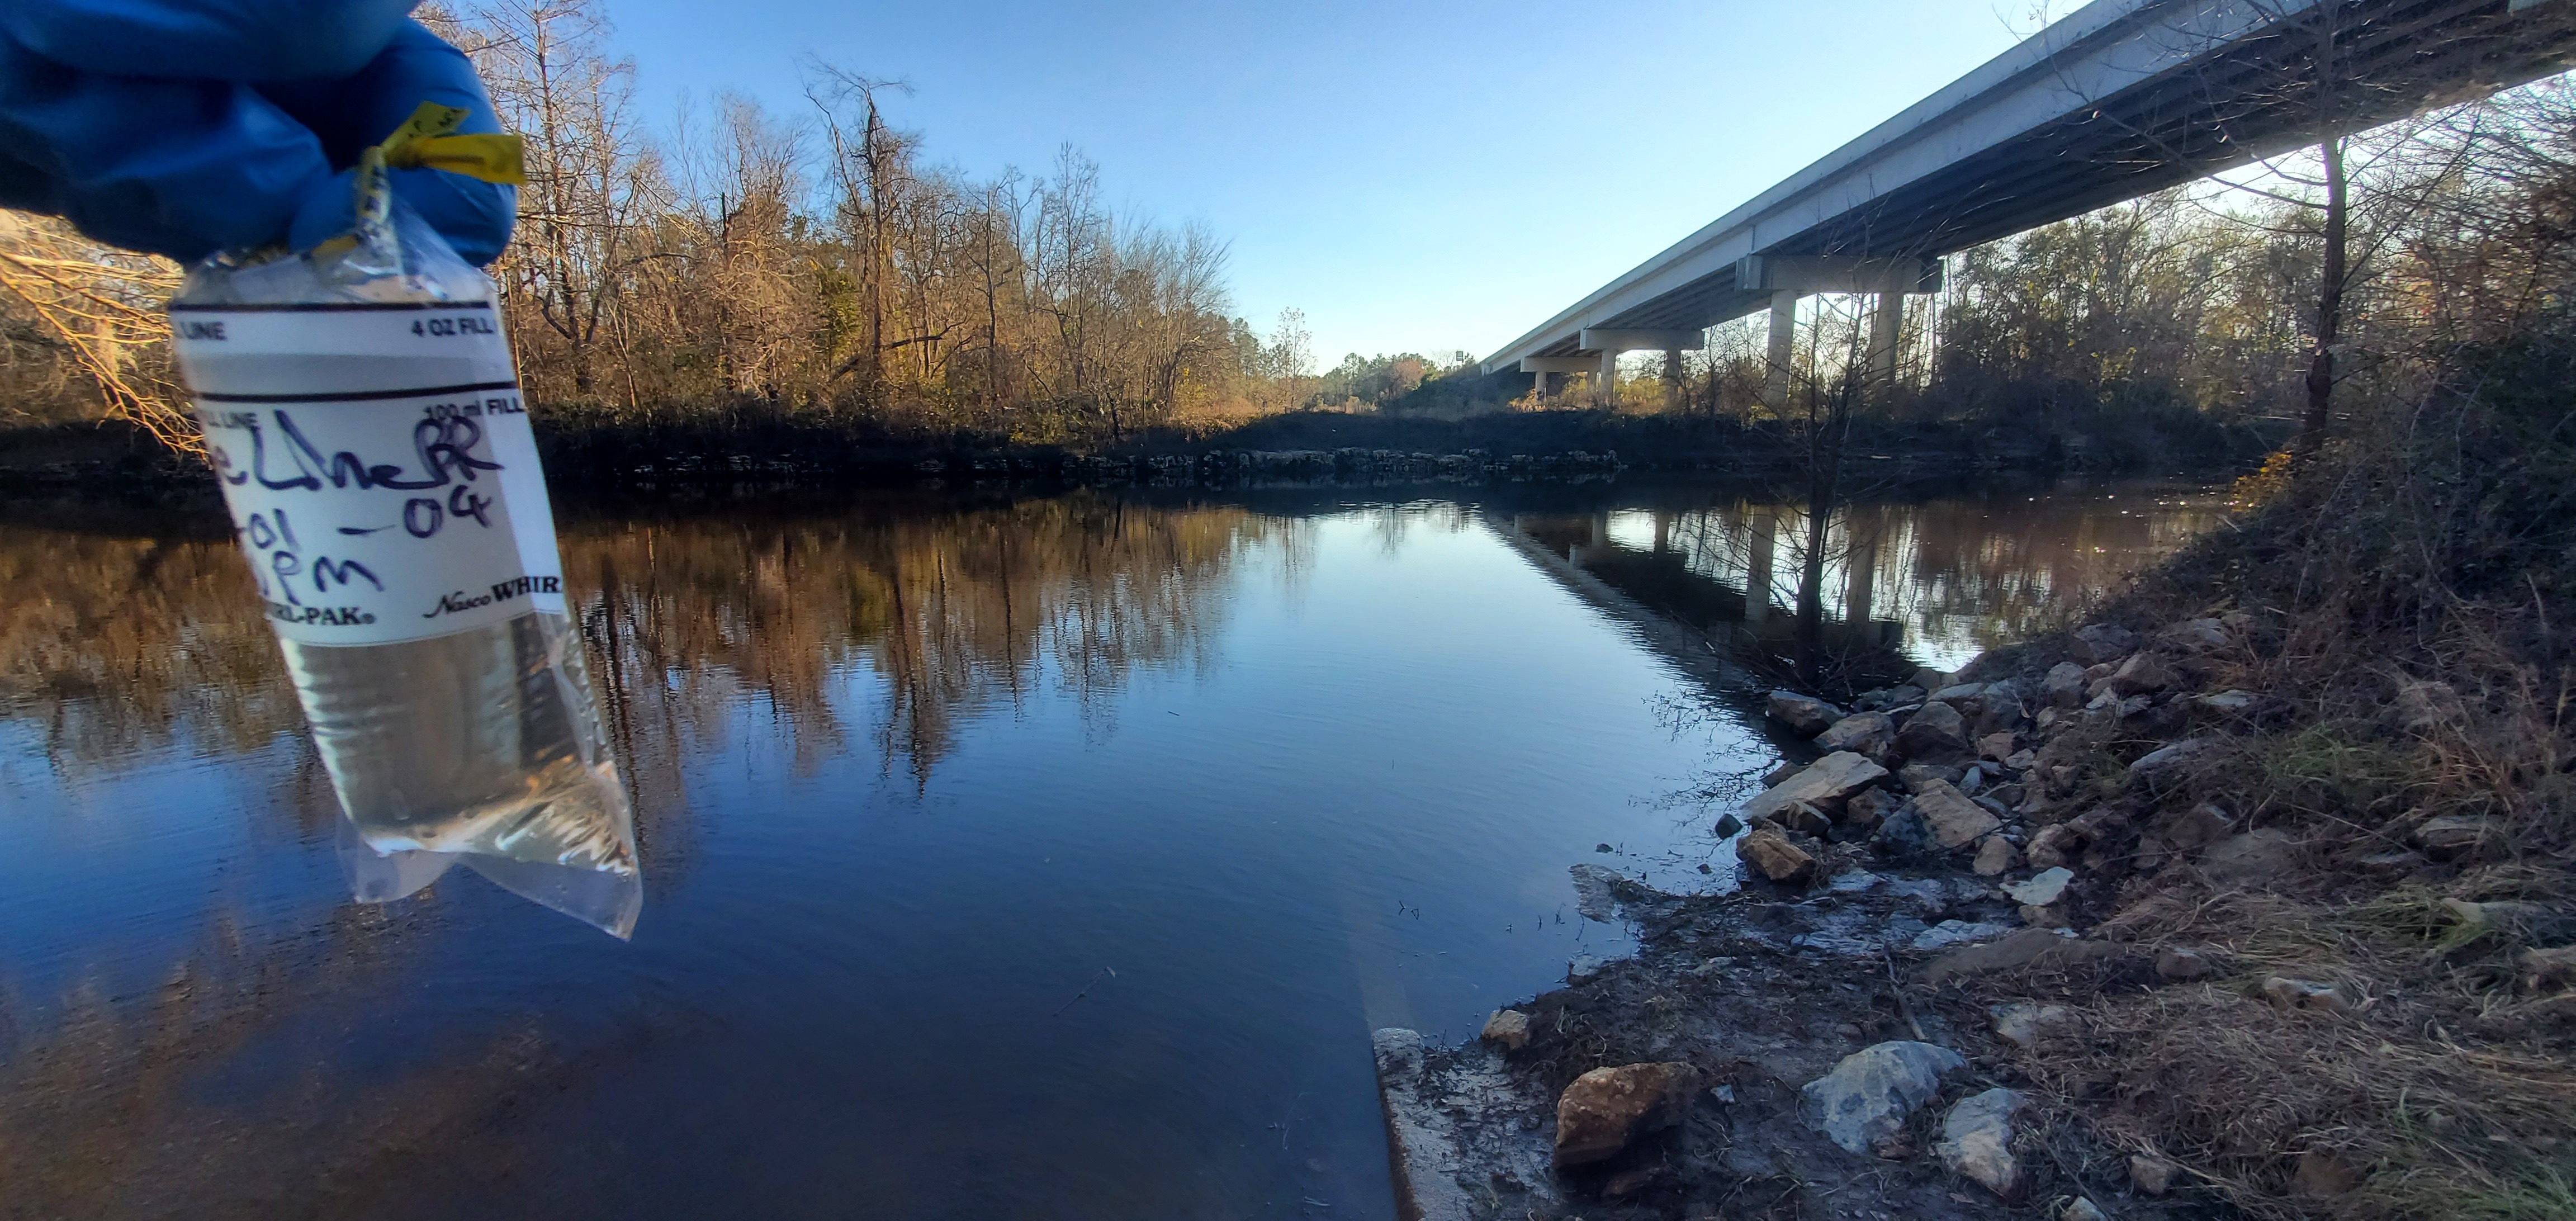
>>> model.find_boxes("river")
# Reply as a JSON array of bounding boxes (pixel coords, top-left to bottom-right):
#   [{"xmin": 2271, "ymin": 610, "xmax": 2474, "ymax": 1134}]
[{"xmin": 0, "ymin": 476, "xmax": 2226, "ymax": 1219}]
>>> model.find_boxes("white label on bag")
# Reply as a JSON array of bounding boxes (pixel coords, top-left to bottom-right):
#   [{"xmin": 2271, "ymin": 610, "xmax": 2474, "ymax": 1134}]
[{"xmin": 172, "ymin": 301, "xmax": 567, "ymax": 647}]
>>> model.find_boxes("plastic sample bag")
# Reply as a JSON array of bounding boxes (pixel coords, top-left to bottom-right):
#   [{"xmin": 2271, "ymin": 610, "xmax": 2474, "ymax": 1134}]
[{"xmin": 169, "ymin": 105, "xmax": 641, "ymax": 937}]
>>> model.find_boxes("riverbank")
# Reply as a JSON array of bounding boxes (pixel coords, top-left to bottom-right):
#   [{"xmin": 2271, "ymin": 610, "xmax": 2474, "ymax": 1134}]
[
  {"xmin": 1372, "ymin": 354, "xmax": 2576, "ymax": 1219},
  {"xmin": 0, "ymin": 402, "xmax": 2271, "ymax": 503}
]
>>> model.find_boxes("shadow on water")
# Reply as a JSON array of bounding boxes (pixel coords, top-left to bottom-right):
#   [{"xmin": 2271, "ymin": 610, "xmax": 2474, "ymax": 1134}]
[{"xmin": 0, "ymin": 476, "xmax": 2226, "ymax": 1219}]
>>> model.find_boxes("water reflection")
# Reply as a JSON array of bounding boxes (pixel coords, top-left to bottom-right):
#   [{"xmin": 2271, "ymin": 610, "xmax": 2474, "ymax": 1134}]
[
  {"xmin": 0, "ymin": 477, "xmax": 2223, "ymax": 1220},
  {"xmin": 1502, "ymin": 480, "xmax": 2227, "ymax": 692}
]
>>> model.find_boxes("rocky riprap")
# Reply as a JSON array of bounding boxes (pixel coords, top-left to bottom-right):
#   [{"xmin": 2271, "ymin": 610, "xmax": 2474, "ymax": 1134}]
[{"xmin": 1368, "ymin": 611, "xmax": 2359, "ymax": 1220}]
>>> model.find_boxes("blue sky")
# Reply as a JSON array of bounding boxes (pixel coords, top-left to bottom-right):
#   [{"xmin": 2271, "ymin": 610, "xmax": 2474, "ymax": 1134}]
[{"xmin": 602, "ymin": 0, "xmax": 2037, "ymax": 368}]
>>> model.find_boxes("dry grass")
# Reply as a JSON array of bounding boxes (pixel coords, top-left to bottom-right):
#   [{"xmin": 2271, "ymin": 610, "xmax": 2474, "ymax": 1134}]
[{"xmin": 1972, "ymin": 310, "xmax": 2576, "ymax": 1218}]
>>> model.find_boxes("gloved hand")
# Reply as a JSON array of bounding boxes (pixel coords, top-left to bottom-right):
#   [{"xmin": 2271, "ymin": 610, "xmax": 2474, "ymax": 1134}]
[{"xmin": 0, "ymin": 1, "xmax": 515, "ymax": 266}]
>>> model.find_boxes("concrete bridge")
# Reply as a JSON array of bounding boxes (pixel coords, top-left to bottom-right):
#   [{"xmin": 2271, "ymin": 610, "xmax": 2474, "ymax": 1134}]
[{"xmin": 1484, "ymin": 0, "xmax": 2576, "ymax": 403}]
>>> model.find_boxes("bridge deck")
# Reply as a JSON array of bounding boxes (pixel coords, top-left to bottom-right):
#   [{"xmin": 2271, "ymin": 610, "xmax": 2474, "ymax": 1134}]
[{"xmin": 1485, "ymin": 0, "xmax": 2576, "ymax": 371}]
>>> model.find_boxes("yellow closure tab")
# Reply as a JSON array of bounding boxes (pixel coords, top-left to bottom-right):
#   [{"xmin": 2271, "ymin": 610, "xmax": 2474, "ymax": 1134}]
[{"xmin": 375, "ymin": 101, "xmax": 527, "ymax": 186}]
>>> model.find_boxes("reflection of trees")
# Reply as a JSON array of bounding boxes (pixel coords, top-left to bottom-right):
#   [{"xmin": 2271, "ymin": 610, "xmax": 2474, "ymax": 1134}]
[
  {"xmin": 0, "ymin": 521, "xmax": 296, "ymax": 769},
  {"xmin": 1871, "ymin": 489, "xmax": 2224, "ymax": 653},
  {"xmin": 564, "ymin": 493, "xmax": 1278, "ymax": 788},
  {"xmin": 0, "ymin": 492, "xmax": 1284, "ymax": 1214},
  {"xmin": 2, "ymin": 493, "xmax": 1282, "ymax": 793},
  {"xmin": 1524, "ymin": 485, "xmax": 2224, "ymax": 687},
  {"xmin": 1651, "ymin": 489, "xmax": 2221, "ymax": 655}
]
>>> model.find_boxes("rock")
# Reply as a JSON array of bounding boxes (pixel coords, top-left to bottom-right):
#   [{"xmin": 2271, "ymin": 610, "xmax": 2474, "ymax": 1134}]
[
  {"xmin": 1798, "ymin": 1041, "xmax": 1968, "ymax": 1155},
  {"xmin": 1737, "ymin": 828, "xmax": 1816, "ymax": 885},
  {"xmin": 2062, "ymin": 1198, "xmax": 2109, "ymax": 1221},
  {"xmin": 1895, "ymin": 701, "xmax": 1973, "ymax": 761},
  {"xmin": 1957, "ymin": 765, "xmax": 1983, "ymax": 796},
  {"xmin": 2004, "ymin": 749, "xmax": 2037, "ymax": 771},
  {"xmin": 1600, "ymin": 1163, "xmax": 1662, "ymax": 1199},
  {"xmin": 1763, "ymin": 760, "xmax": 1801, "ymax": 787},
  {"xmin": 1885, "ymin": 877, "xmax": 1952, "ymax": 907},
  {"xmin": 2520, "ymin": 945, "xmax": 2576, "ymax": 991},
  {"xmin": 2127, "ymin": 737, "xmax": 2217, "ymax": 779},
  {"xmin": 1767, "ymin": 690, "xmax": 1845, "ymax": 735},
  {"xmin": 1990, "ymin": 1001, "xmax": 2070, "ymax": 1047},
  {"xmin": 1872, "ymin": 804, "xmax": 1938, "ymax": 861},
  {"xmin": 2160, "ymin": 617, "xmax": 2232, "ymax": 651},
  {"xmin": 1979, "ymin": 731, "xmax": 2016, "ymax": 762},
  {"xmin": 1896, "ymin": 761, "xmax": 1963, "ymax": 793},
  {"xmin": 2043, "ymin": 662, "xmax": 2088, "ymax": 708},
  {"xmin": 2157, "ymin": 947, "xmax": 2215, "ymax": 981},
  {"xmin": 1554, "ymin": 1062, "xmax": 1699, "ymax": 1167},
  {"xmin": 2092, "ymin": 693, "xmax": 2153, "ymax": 721},
  {"xmin": 2262, "ymin": 976, "xmax": 2351, "ymax": 1014},
  {"xmin": 1372, "ymin": 1026, "xmax": 1425, "ymax": 1081},
  {"xmin": 1776, "ymin": 801, "xmax": 1834, "ymax": 838},
  {"xmin": 1967, "ymin": 680, "xmax": 2028, "ymax": 734},
  {"xmin": 2130, "ymin": 1153, "xmax": 2181, "ymax": 1195},
  {"xmin": 1595, "ymin": 842, "xmax": 1613, "ymax": 853},
  {"xmin": 2067, "ymin": 806, "xmax": 2133, "ymax": 839},
  {"xmin": 2197, "ymin": 688, "xmax": 2258, "ymax": 714},
  {"xmin": 1481, "ymin": 1009, "xmax": 1531, "ymax": 1050},
  {"xmin": 1972, "ymin": 835, "xmax": 2021, "ymax": 876},
  {"xmin": 2159, "ymin": 802, "xmax": 2234, "ymax": 851},
  {"xmin": 1932, "ymin": 682, "xmax": 1990, "ymax": 704},
  {"xmin": 2202, "ymin": 828, "xmax": 2298, "ymax": 887},
  {"xmin": 2019, "ymin": 903, "xmax": 2070, "ymax": 927},
  {"xmin": 2070, "ymin": 623, "xmax": 2137, "ymax": 664},
  {"xmin": 2356, "ymin": 849, "xmax": 2426, "ymax": 877},
  {"xmin": 1914, "ymin": 920, "xmax": 2015, "ymax": 951},
  {"xmin": 2442, "ymin": 898, "xmax": 2576, "ymax": 946},
  {"xmin": 1713, "ymin": 813, "xmax": 1744, "ymax": 839},
  {"xmin": 1569, "ymin": 953, "xmax": 1611, "ymax": 985},
  {"xmin": 1817, "ymin": 712, "xmax": 1896, "ymax": 756},
  {"xmin": 1909, "ymin": 667, "xmax": 1952, "ymax": 692},
  {"xmin": 2393, "ymin": 678, "xmax": 2468, "ymax": 734},
  {"xmin": 1742, "ymin": 751, "xmax": 1891, "ymax": 823},
  {"xmin": 1883, "ymin": 684, "xmax": 1928, "ymax": 708},
  {"xmin": 2004, "ymin": 867, "xmax": 2076, "ymax": 907},
  {"xmin": 1569, "ymin": 863, "xmax": 1623, "ymax": 922},
  {"xmin": 1919, "ymin": 928, "xmax": 2137, "ymax": 987},
  {"xmin": 1841, "ymin": 787, "xmax": 1897, "ymax": 832},
  {"xmin": 1911, "ymin": 780, "xmax": 2001, "ymax": 850},
  {"xmin": 2413, "ymin": 814, "xmax": 2503, "ymax": 859},
  {"xmin": 2025, "ymin": 824, "xmax": 2082, "ymax": 869},
  {"xmin": 1934, "ymin": 1087, "xmax": 2027, "ymax": 1197}
]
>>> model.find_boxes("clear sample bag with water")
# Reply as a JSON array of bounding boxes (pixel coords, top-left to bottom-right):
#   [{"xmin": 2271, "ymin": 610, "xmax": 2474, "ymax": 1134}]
[{"xmin": 168, "ymin": 106, "xmax": 641, "ymax": 937}]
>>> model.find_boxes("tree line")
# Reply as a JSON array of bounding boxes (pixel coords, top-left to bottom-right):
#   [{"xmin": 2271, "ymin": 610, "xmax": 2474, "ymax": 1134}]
[{"xmin": 2, "ymin": 0, "xmax": 2573, "ymax": 462}]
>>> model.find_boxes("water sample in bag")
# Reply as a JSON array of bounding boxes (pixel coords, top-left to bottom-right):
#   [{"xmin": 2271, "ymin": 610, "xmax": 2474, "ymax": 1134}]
[{"xmin": 168, "ymin": 106, "xmax": 640, "ymax": 936}]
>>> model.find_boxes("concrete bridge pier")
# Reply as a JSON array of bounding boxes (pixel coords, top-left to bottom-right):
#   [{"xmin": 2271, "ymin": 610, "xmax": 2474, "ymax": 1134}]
[
  {"xmin": 1764, "ymin": 294, "xmax": 1797, "ymax": 414},
  {"xmin": 1579, "ymin": 329, "xmax": 1704, "ymax": 410},
  {"xmin": 1745, "ymin": 509, "xmax": 1776, "ymax": 623},
  {"xmin": 1573, "ymin": 511, "xmax": 1614, "ymax": 565},
  {"xmin": 1869, "ymin": 293, "xmax": 1905, "ymax": 395},
  {"xmin": 1521, "ymin": 356, "xmax": 1600, "ymax": 406},
  {"xmin": 1844, "ymin": 518, "xmax": 1880, "ymax": 624},
  {"xmin": 1734, "ymin": 256, "xmax": 1941, "ymax": 411}
]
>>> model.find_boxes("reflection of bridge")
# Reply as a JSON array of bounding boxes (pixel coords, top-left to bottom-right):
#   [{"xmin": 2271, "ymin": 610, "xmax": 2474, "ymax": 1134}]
[
  {"xmin": 1489, "ymin": 507, "xmax": 1911, "ymax": 693},
  {"xmin": 1483, "ymin": 0, "xmax": 2576, "ymax": 398}
]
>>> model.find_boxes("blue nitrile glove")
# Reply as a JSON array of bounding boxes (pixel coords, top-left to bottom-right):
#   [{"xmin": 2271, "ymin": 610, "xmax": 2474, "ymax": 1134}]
[{"xmin": 0, "ymin": 1, "xmax": 515, "ymax": 265}]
